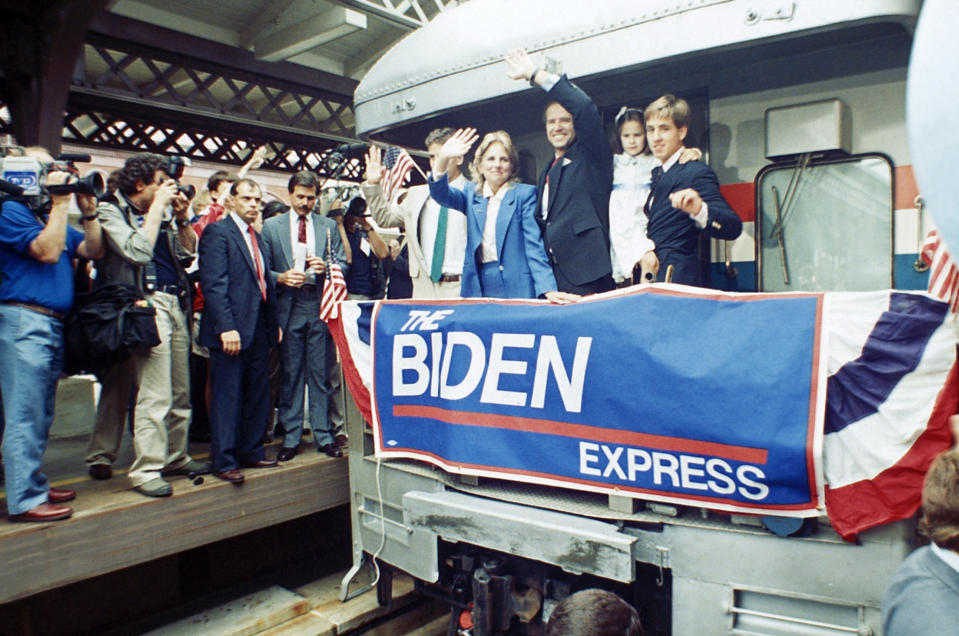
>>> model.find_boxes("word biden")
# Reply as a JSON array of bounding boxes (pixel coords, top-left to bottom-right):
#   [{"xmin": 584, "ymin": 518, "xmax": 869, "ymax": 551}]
[{"xmin": 392, "ymin": 310, "xmax": 592, "ymax": 413}]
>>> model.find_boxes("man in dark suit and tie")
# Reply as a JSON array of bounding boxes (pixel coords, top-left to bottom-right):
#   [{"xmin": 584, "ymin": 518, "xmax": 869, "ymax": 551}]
[
  {"xmin": 260, "ymin": 171, "xmax": 347, "ymax": 461},
  {"xmin": 198, "ymin": 178, "xmax": 280, "ymax": 484},
  {"xmin": 505, "ymin": 49, "xmax": 615, "ymax": 295},
  {"xmin": 643, "ymin": 94, "xmax": 743, "ymax": 286}
]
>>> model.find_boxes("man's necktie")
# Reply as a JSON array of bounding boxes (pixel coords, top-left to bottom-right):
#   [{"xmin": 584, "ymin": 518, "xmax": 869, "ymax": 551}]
[
  {"xmin": 543, "ymin": 154, "xmax": 563, "ymax": 219},
  {"xmin": 651, "ymin": 165, "xmax": 664, "ymax": 187},
  {"xmin": 249, "ymin": 226, "xmax": 267, "ymax": 301},
  {"xmin": 430, "ymin": 206, "xmax": 448, "ymax": 283},
  {"xmin": 645, "ymin": 166, "xmax": 664, "ymax": 216},
  {"xmin": 297, "ymin": 215, "xmax": 307, "ymax": 244}
]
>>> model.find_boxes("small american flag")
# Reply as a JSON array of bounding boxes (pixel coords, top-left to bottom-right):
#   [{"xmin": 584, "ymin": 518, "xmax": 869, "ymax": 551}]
[
  {"xmin": 920, "ymin": 229, "xmax": 959, "ymax": 314},
  {"xmin": 320, "ymin": 229, "xmax": 348, "ymax": 322},
  {"xmin": 382, "ymin": 146, "xmax": 415, "ymax": 202}
]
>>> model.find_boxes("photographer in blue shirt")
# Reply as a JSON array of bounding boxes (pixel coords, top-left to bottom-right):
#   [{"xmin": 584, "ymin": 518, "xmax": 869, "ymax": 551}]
[{"xmin": 0, "ymin": 146, "xmax": 104, "ymax": 522}]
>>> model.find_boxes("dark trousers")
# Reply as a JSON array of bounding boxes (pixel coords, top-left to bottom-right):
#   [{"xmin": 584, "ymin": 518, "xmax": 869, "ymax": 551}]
[
  {"xmin": 208, "ymin": 311, "xmax": 270, "ymax": 472},
  {"xmin": 552, "ymin": 267, "xmax": 615, "ymax": 296}
]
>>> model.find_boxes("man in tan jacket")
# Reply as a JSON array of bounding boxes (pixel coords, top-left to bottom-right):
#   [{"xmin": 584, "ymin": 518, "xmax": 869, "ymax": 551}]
[{"xmin": 361, "ymin": 128, "xmax": 469, "ymax": 299}]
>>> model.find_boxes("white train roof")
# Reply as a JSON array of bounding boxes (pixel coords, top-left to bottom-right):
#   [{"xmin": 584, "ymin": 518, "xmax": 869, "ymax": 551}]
[{"xmin": 354, "ymin": 0, "xmax": 920, "ymax": 139}]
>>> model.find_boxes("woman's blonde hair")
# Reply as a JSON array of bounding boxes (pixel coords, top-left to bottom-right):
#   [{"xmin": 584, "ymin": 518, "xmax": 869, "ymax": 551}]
[{"xmin": 469, "ymin": 130, "xmax": 518, "ymax": 192}]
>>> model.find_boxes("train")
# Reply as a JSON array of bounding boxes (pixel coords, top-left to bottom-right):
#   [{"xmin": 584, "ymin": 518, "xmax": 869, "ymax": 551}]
[{"xmin": 336, "ymin": 1, "xmax": 949, "ymax": 634}]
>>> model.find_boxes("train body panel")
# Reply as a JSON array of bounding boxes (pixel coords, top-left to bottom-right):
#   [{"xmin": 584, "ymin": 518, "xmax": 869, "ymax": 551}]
[{"xmin": 343, "ymin": 1, "xmax": 943, "ymax": 634}]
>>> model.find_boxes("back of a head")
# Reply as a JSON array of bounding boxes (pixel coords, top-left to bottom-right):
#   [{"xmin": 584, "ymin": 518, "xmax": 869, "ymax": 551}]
[
  {"xmin": 546, "ymin": 589, "xmax": 643, "ymax": 636},
  {"xmin": 347, "ymin": 196, "xmax": 367, "ymax": 217},
  {"xmin": 919, "ymin": 448, "xmax": 959, "ymax": 551}
]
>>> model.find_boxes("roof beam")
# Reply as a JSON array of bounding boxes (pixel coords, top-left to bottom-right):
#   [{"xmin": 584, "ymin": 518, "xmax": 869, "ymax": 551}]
[
  {"xmin": 88, "ymin": 12, "xmax": 358, "ymax": 99},
  {"xmin": 254, "ymin": 7, "xmax": 367, "ymax": 62},
  {"xmin": 239, "ymin": 0, "xmax": 299, "ymax": 49}
]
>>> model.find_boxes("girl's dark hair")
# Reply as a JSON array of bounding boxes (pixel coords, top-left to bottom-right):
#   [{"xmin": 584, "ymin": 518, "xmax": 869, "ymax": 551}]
[{"xmin": 613, "ymin": 107, "xmax": 648, "ymax": 155}]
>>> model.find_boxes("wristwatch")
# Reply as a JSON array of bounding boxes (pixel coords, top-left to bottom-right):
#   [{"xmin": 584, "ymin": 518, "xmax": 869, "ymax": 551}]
[{"xmin": 175, "ymin": 218, "xmax": 191, "ymax": 228}]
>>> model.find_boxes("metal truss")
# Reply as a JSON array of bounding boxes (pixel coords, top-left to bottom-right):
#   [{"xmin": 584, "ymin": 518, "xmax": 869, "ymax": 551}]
[
  {"xmin": 62, "ymin": 107, "xmax": 364, "ymax": 179},
  {"xmin": 63, "ymin": 31, "xmax": 362, "ymax": 177},
  {"xmin": 330, "ymin": 0, "xmax": 451, "ymax": 30}
]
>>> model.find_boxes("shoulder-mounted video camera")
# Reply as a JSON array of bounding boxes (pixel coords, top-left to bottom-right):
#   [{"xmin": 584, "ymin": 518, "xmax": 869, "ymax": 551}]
[{"xmin": 0, "ymin": 145, "xmax": 104, "ymax": 199}]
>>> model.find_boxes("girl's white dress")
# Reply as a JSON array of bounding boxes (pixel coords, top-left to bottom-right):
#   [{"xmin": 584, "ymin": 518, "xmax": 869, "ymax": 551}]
[{"xmin": 609, "ymin": 152, "xmax": 658, "ymax": 283}]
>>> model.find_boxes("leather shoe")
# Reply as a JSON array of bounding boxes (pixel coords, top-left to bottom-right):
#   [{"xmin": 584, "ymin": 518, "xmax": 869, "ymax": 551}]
[
  {"xmin": 214, "ymin": 469, "xmax": 245, "ymax": 484},
  {"xmin": 88, "ymin": 463, "xmax": 112, "ymax": 480},
  {"xmin": 241, "ymin": 458, "xmax": 277, "ymax": 469},
  {"xmin": 9, "ymin": 503, "xmax": 73, "ymax": 522},
  {"xmin": 319, "ymin": 443, "xmax": 343, "ymax": 458},
  {"xmin": 277, "ymin": 447, "xmax": 297, "ymax": 462},
  {"xmin": 47, "ymin": 487, "xmax": 76, "ymax": 504}
]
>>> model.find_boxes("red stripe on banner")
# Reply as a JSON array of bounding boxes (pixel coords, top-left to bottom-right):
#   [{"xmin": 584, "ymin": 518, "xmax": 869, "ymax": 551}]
[
  {"xmin": 719, "ymin": 182, "xmax": 755, "ymax": 222},
  {"xmin": 393, "ymin": 404, "xmax": 768, "ymax": 464},
  {"xmin": 381, "ymin": 448, "xmax": 814, "ymax": 512},
  {"xmin": 825, "ymin": 362, "xmax": 958, "ymax": 542},
  {"xmin": 327, "ymin": 314, "xmax": 374, "ymax": 424}
]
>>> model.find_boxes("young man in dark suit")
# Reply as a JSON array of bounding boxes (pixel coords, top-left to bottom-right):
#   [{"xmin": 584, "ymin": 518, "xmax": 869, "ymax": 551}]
[
  {"xmin": 198, "ymin": 179, "xmax": 280, "ymax": 484},
  {"xmin": 506, "ymin": 49, "xmax": 615, "ymax": 295},
  {"xmin": 643, "ymin": 95, "xmax": 742, "ymax": 286}
]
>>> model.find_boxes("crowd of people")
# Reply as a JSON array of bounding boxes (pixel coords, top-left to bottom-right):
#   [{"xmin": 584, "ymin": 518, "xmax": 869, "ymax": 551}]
[
  {"xmin": 0, "ymin": 47, "xmax": 742, "ymax": 522},
  {"xmin": 0, "ymin": 45, "xmax": 955, "ymax": 635}
]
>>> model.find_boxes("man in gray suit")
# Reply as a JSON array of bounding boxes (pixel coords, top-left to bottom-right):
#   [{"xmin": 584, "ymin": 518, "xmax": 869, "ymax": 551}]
[{"xmin": 261, "ymin": 171, "xmax": 347, "ymax": 460}]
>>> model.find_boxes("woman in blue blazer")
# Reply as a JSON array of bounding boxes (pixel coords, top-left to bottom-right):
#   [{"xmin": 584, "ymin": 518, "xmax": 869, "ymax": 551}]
[{"xmin": 428, "ymin": 128, "xmax": 576, "ymax": 302}]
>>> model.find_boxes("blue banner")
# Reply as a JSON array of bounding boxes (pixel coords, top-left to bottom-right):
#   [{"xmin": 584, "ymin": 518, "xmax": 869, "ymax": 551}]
[{"xmin": 369, "ymin": 288, "xmax": 825, "ymax": 515}]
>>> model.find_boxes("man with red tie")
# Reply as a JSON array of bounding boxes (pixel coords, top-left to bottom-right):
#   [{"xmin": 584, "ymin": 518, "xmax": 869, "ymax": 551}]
[{"xmin": 198, "ymin": 178, "xmax": 280, "ymax": 484}]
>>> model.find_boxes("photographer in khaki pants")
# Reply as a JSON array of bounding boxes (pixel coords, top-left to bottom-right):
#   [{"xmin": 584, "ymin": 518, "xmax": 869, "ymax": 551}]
[
  {"xmin": 0, "ymin": 147, "xmax": 104, "ymax": 521},
  {"xmin": 90, "ymin": 153, "xmax": 207, "ymax": 497}
]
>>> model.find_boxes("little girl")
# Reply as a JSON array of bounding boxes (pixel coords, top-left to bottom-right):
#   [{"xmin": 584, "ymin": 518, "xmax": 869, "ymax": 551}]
[{"xmin": 608, "ymin": 107, "xmax": 700, "ymax": 285}]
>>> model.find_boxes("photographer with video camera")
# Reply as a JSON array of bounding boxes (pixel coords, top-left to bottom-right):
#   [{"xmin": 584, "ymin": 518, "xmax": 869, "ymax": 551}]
[
  {"xmin": 0, "ymin": 146, "xmax": 104, "ymax": 522},
  {"xmin": 89, "ymin": 152, "xmax": 207, "ymax": 498}
]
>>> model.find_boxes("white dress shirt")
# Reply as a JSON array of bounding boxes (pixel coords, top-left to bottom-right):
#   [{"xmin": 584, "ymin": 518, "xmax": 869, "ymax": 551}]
[
  {"xmin": 420, "ymin": 174, "xmax": 467, "ymax": 275},
  {"xmin": 231, "ymin": 213, "xmax": 264, "ymax": 268},
  {"xmin": 481, "ymin": 182, "xmax": 509, "ymax": 263}
]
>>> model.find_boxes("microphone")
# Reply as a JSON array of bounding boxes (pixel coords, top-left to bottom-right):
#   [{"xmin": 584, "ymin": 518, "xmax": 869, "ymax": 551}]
[
  {"xmin": 57, "ymin": 153, "xmax": 92, "ymax": 163},
  {"xmin": 334, "ymin": 142, "xmax": 368, "ymax": 155}
]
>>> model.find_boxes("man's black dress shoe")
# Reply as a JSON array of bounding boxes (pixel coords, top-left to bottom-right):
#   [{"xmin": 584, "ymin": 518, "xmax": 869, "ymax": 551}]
[
  {"xmin": 277, "ymin": 447, "xmax": 297, "ymax": 462},
  {"xmin": 214, "ymin": 469, "xmax": 245, "ymax": 484},
  {"xmin": 318, "ymin": 443, "xmax": 343, "ymax": 458}
]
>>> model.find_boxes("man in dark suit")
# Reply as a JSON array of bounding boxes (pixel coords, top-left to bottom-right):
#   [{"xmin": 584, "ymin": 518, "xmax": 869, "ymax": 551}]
[
  {"xmin": 506, "ymin": 49, "xmax": 614, "ymax": 295},
  {"xmin": 644, "ymin": 94, "xmax": 742, "ymax": 286},
  {"xmin": 260, "ymin": 171, "xmax": 347, "ymax": 461},
  {"xmin": 198, "ymin": 178, "xmax": 280, "ymax": 484}
]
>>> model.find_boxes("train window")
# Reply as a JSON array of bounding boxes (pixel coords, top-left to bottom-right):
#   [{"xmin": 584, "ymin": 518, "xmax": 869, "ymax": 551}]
[{"xmin": 755, "ymin": 154, "xmax": 894, "ymax": 292}]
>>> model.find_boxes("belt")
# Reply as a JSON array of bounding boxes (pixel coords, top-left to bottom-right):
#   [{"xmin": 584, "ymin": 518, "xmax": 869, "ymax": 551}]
[
  {"xmin": 438, "ymin": 274, "xmax": 461, "ymax": 283},
  {"xmin": 1, "ymin": 301, "xmax": 66, "ymax": 321},
  {"xmin": 152, "ymin": 284, "xmax": 182, "ymax": 295}
]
